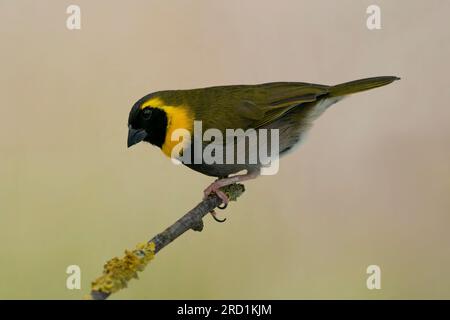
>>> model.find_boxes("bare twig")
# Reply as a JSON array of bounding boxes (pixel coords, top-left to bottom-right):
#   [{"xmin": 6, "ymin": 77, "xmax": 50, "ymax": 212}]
[{"xmin": 88, "ymin": 183, "xmax": 245, "ymax": 300}]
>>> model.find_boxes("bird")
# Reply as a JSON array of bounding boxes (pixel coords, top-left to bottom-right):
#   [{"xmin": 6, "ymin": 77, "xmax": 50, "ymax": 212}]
[{"xmin": 128, "ymin": 76, "xmax": 399, "ymax": 220}]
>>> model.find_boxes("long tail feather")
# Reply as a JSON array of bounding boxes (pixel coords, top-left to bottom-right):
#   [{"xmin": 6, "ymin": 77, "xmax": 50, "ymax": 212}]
[{"xmin": 329, "ymin": 76, "xmax": 400, "ymax": 97}]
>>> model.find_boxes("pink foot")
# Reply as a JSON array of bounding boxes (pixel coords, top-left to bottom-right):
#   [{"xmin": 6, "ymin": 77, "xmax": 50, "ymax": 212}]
[
  {"xmin": 203, "ymin": 182, "xmax": 230, "ymax": 206},
  {"xmin": 203, "ymin": 170, "xmax": 261, "ymax": 223}
]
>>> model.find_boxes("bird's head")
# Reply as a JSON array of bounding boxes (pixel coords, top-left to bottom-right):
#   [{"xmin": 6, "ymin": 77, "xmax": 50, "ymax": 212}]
[{"xmin": 127, "ymin": 96, "xmax": 168, "ymax": 148}]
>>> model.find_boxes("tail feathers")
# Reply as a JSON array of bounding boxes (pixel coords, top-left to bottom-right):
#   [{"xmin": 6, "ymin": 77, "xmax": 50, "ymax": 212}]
[{"xmin": 329, "ymin": 76, "xmax": 400, "ymax": 97}]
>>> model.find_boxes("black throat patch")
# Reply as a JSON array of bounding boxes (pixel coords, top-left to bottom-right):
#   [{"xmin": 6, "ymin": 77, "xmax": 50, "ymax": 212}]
[{"xmin": 143, "ymin": 107, "xmax": 167, "ymax": 148}]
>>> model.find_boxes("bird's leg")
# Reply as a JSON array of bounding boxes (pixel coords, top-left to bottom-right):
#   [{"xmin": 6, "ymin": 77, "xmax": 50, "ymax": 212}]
[
  {"xmin": 206, "ymin": 170, "xmax": 260, "ymax": 223},
  {"xmin": 204, "ymin": 169, "xmax": 260, "ymax": 205}
]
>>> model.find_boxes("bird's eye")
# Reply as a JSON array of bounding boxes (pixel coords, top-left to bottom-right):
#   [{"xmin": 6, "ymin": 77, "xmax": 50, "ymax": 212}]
[{"xmin": 142, "ymin": 108, "xmax": 152, "ymax": 120}]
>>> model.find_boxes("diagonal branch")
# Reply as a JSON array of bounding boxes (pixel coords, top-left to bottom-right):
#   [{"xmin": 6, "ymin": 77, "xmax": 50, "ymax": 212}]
[{"xmin": 88, "ymin": 183, "xmax": 245, "ymax": 300}]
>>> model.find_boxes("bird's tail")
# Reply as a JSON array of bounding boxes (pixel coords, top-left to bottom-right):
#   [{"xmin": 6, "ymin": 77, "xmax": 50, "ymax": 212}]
[{"xmin": 329, "ymin": 76, "xmax": 400, "ymax": 97}]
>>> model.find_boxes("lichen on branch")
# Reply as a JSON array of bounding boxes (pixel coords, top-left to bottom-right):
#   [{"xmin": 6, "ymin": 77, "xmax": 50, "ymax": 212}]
[
  {"xmin": 88, "ymin": 183, "xmax": 245, "ymax": 300},
  {"xmin": 89, "ymin": 242, "xmax": 156, "ymax": 299}
]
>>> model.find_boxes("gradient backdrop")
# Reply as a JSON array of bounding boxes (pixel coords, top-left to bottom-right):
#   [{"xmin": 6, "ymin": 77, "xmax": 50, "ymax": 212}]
[{"xmin": 1, "ymin": 0, "xmax": 449, "ymax": 299}]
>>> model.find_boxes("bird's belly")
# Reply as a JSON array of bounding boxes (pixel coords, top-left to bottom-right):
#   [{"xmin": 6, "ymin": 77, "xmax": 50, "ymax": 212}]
[{"xmin": 184, "ymin": 162, "xmax": 256, "ymax": 177}]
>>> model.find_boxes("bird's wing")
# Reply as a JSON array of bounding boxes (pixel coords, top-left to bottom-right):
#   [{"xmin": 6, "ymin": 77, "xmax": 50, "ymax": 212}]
[
  {"xmin": 193, "ymin": 82, "xmax": 330, "ymax": 147},
  {"xmin": 204, "ymin": 82, "xmax": 329, "ymax": 131},
  {"xmin": 247, "ymin": 82, "xmax": 330, "ymax": 129}
]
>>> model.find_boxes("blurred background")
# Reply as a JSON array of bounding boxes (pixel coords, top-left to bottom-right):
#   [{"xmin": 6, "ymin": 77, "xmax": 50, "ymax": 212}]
[{"xmin": 1, "ymin": 0, "xmax": 449, "ymax": 299}]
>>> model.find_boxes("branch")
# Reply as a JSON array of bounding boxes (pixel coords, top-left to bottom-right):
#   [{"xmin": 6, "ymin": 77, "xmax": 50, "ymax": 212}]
[{"xmin": 88, "ymin": 183, "xmax": 245, "ymax": 300}]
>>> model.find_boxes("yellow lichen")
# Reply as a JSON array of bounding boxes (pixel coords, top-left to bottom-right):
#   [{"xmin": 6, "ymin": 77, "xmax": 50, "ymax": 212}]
[{"xmin": 91, "ymin": 242, "xmax": 156, "ymax": 295}]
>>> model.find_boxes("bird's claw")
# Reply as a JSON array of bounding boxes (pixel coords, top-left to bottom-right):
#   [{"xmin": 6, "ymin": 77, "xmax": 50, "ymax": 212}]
[
  {"xmin": 210, "ymin": 210, "xmax": 227, "ymax": 223},
  {"xmin": 204, "ymin": 182, "xmax": 230, "ymax": 222},
  {"xmin": 217, "ymin": 202, "xmax": 228, "ymax": 210}
]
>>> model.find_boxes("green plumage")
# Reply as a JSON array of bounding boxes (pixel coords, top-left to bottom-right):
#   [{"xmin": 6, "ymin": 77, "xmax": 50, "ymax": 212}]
[{"xmin": 152, "ymin": 76, "xmax": 399, "ymax": 133}]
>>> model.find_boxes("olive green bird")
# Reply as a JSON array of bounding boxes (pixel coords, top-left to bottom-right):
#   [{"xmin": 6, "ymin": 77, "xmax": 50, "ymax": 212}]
[{"xmin": 128, "ymin": 76, "xmax": 399, "ymax": 217}]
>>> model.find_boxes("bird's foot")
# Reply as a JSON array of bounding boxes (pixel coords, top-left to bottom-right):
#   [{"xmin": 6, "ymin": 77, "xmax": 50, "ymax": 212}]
[
  {"xmin": 204, "ymin": 171, "xmax": 259, "ymax": 223},
  {"xmin": 204, "ymin": 182, "xmax": 230, "ymax": 207},
  {"xmin": 204, "ymin": 178, "xmax": 232, "ymax": 222}
]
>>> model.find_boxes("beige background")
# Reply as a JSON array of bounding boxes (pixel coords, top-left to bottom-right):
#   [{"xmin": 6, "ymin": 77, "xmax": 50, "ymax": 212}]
[{"xmin": 1, "ymin": 0, "xmax": 449, "ymax": 299}]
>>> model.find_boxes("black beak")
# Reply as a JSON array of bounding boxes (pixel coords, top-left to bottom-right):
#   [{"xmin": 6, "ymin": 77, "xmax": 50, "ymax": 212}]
[{"xmin": 127, "ymin": 126, "xmax": 147, "ymax": 148}]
